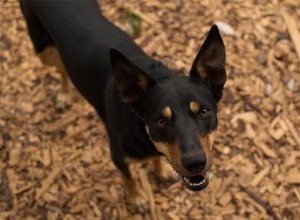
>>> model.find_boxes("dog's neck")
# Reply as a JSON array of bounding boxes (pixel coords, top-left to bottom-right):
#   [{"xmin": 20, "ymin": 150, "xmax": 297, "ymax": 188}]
[{"xmin": 130, "ymin": 55, "xmax": 174, "ymax": 81}]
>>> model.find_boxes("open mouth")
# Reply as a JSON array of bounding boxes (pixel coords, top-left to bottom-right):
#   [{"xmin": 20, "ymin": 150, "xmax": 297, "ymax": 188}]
[{"xmin": 182, "ymin": 172, "xmax": 209, "ymax": 191}]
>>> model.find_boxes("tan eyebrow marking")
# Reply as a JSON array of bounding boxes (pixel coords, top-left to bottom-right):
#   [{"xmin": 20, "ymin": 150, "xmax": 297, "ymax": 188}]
[
  {"xmin": 161, "ymin": 106, "xmax": 172, "ymax": 120},
  {"xmin": 190, "ymin": 101, "xmax": 200, "ymax": 113}
]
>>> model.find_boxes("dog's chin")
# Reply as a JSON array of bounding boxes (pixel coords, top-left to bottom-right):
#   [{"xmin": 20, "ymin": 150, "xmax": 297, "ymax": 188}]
[{"xmin": 182, "ymin": 172, "xmax": 209, "ymax": 191}]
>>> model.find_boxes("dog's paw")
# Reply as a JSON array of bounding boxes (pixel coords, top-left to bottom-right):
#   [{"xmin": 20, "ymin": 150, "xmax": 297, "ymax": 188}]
[
  {"xmin": 126, "ymin": 188, "xmax": 149, "ymax": 213},
  {"xmin": 56, "ymin": 92, "xmax": 71, "ymax": 110}
]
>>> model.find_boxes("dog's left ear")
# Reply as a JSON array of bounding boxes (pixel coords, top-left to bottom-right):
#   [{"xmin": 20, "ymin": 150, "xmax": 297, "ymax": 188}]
[
  {"xmin": 110, "ymin": 49, "xmax": 156, "ymax": 103},
  {"xmin": 190, "ymin": 25, "xmax": 226, "ymax": 100}
]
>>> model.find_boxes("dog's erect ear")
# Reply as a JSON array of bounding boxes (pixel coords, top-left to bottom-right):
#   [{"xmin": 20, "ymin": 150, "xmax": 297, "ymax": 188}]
[
  {"xmin": 110, "ymin": 49, "xmax": 156, "ymax": 103},
  {"xmin": 190, "ymin": 25, "xmax": 226, "ymax": 100}
]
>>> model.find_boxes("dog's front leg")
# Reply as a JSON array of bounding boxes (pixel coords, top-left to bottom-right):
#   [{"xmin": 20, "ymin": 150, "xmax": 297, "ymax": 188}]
[
  {"xmin": 112, "ymin": 157, "xmax": 149, "ymax": 212},
  {"xmin": 122, "ymin": 175, "xmax": 149, "ymax": 212},
  {"xmin": 152, "ymin": 157, "xmax": 178, "ymax": 181},
  {"xmin": 38, "ymin": 46, "xmax": 71, "ymax": 110}
]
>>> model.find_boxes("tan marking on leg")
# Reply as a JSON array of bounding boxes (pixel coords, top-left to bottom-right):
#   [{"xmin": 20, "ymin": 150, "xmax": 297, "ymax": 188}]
[
  {"xmin": 125, "ymin": 157, "xmax": 141, "ymax": 164},
  {"xmin": 122, "ymin": 175, "xmax": 149, "ymax": 211},
  {"xmin": 38, "ymin": 46, "xmax": 70, "ymax": 109},
  {"xmin": 190, "ymin": 101, "xmax": 200, "ymax": 113},
  {"xmin": 152, "ymin": 157, "xmax": 178, "ymax": 181},
  {"xmin": 161, "ymin": 106, "xmax": 172, "ymax": 120}
]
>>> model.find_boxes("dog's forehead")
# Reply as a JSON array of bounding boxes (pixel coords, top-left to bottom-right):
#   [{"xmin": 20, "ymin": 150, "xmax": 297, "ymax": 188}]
[
  {"xmin": 147, "ymin": 76, "xmax": 215, "ymax": 114},
  {"xmin": 158, "ymin": 76, "xmax": 212, "ymax": 103}
]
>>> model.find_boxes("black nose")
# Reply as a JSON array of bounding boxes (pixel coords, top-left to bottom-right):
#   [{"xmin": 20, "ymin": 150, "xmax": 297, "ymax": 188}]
[{"xmin": 181, "ymin": 153, "xmax": 207, "ymax": 173}]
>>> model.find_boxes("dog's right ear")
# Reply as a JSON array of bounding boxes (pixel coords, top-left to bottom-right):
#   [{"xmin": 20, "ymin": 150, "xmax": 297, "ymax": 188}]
[
  {"xmin": 110, "ymin": 49, "xmax": 156, "ymax": 103},
  {"xmin": 190, "ymin": 25, "xmax": 226, "ymax": 100}
]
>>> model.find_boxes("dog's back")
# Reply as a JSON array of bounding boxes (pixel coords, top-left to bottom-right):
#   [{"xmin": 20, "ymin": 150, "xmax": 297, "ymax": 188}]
[{"xmin": 19, "ymin": 0, "xmax": 149, "ymax": 120}]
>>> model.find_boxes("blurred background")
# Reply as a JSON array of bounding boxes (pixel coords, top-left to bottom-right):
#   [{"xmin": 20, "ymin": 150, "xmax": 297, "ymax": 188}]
[{"xmin": 0, "ymin": 0, "xmax": 299, "ymax": 219}]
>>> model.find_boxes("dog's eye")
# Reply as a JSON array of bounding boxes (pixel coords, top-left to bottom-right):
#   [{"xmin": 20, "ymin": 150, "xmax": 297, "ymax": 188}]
[
  {"xmin": 199, "ymin": 108, "xmax": 209, "ymax": 118},
  {"xmin": 156, "ymin": 118, "xmax": 167, "ymax": 127}
]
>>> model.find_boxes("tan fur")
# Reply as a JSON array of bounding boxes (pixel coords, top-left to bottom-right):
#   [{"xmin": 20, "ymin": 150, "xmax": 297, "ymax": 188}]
[
  {"xmin": 38, "ymin": 46, "xmax": 70, "ymax": 108},
  {"xmin": 161, "ymin": 106, "xmax": 172, "ymax": 120},
  {"xmin": 123, "ymin": 153, "xmax": 177, "ymax": 209},
  {"xmin": 152, "ymin": 157, "xmax": 163, "ymax": 176},
  {"xmin": 190, "ymin": 101, "xmax": 200, "ymax": 113},
  {"xmin": 122, "ymin": 176, "xmax": 148, "ymax": 210},
  {"xmin": 151, "ymin": 131, "xmax": 216, "ymax": 176},
  {"xmin": 137, "ymin": 75, "xmax": 149, "ymax": 91},
  {"xmin": 196, "ymin": 64, "xmax": 207, "ymax": 78},
  {"xmin": 208, "ymin": 130, "xmax": 216, "ymax": 151},
  {"xmin": 125, "ymin": 156, "xmax": 154, "ymax": 164},
  {"xmin": 151, "ymin": 142, "xmax": 181, "ymax": 167},
  {"xmin": 150, "ymin": 140, "xmax": 189, "ymax": 176},
  {"xmin": 146, "ymin": 126, "xmax": 216, "ymax": 176},
  {"xmin": 121, "ymin": 157, "xmax": 149, "ymax": 209},
  {"xmin": 199, "ymin": 131, "xmax": 216, "ymax": 173},
  {"xmin": 152, "ymin": 157, "xmax": 178, "ymax": 181}
]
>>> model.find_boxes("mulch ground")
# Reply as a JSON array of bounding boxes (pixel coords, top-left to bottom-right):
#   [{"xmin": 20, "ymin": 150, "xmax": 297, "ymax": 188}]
[{"xmin": 1, "ymin": 0, "xmax": 300, "ymax": 219}]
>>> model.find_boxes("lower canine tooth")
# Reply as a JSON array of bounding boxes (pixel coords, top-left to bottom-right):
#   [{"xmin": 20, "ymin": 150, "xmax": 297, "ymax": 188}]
[{"xmin": 184, "ymin": 177, "xmax": 190, "ymax": 183}]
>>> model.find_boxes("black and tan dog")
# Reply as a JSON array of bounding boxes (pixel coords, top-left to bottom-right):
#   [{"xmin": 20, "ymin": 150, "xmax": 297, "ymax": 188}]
[{"xmin": 19, "ymin": 0, "xmax": 226, "ymax": 208}]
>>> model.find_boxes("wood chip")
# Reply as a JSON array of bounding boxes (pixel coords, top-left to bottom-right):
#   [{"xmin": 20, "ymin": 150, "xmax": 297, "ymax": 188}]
[
  {"xmin": 251, "ymin": 167, "xmax": 271, "ymax": 187},
  {"xmin": 293, "ymin": 188, "xmax": 300, "ymax": 204},
  {"xmin": 43, "ymin": 112, "xmax": 77, "ymax": 133},
  {"xmin": 215, "ymin": 21, "xmax": 235, "ymax": 36},
  {"xmin": 8, "ymin": 148, "xmax": 21, "ymax": 166},
  {"xmin": 285, "ymin": 175, "xmax": 300, "ymax": 184},
  {"xmin": 284, "ymin": 118, "xmax": 300, "ymax": 147},
  {"xmin": 218, "ymin": 192, "xmax": 232, "ymax": 206},
  {"xmin": 282, "ymin": 12, "xmax": 300, "ymax": 61},
  {"xmin": 230, "ymin": 111, "xmax": 258, "ymax": 124},
  {"xmin": 35, "ymin": 166, "xmax": 61, "ymax": 200},
  {"xmin": 254, "ymin": 141, "xmax": 277, "ymax": 158}
]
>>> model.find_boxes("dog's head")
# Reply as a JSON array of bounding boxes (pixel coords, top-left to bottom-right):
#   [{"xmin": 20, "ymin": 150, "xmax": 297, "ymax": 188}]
[{"xmin": 110, "ymin": 25, "xmax": 226, "ymax": 191}]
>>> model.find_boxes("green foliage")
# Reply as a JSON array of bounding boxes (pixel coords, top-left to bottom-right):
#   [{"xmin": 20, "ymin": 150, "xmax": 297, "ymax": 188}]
[{"xmin": 125, "ymin": 7, "xmax": 142, "ymax": 38}]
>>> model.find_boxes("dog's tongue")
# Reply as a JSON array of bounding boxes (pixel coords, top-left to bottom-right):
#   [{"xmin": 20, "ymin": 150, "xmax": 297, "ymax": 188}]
[{"xmin": 183, "ymin": 173, "xmax": 209, "ymax": 191}]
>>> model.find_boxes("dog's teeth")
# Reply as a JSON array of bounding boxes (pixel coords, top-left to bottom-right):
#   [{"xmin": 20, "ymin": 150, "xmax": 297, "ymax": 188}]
[
  {"xmin": 184, "ymin": 175, "xmax": 208, "ymax": 188},
  {"xmin": 184, "ymin": 177, "xmax": 191, "ymax": 183}
]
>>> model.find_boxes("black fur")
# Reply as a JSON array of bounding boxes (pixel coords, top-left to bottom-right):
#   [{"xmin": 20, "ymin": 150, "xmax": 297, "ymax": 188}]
[{"xmin": 19, "ymin": 0, "xmax": 226, "ymax": 183}]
